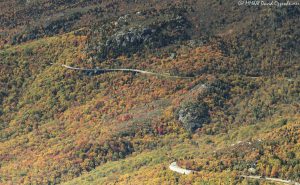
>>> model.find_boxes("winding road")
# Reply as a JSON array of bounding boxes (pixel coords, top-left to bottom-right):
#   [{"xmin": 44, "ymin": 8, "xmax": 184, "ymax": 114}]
[
  {"xmin": 61, "ymin": 64, "xmax": 194, "ymax": 79},
  {"xmin": 62, "ymin": 63, "xmax": 299, "ymax": 184},
  {"xmin": 241, "ymin": 175, "xmax": 300, "ymax": 185},
  {"xmin": 168, "ymin": 162, "xmax": 300, "ymax": 185},
  {"xmin": 169, "ymin": 162, "xmax": 193, "ymax": 175}
]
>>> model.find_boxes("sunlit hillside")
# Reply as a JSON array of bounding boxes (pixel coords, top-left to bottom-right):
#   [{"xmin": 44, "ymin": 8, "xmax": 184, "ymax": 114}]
[{"xmin": 0, "ymin": 0, "xmax": 299, "ymax": 184}]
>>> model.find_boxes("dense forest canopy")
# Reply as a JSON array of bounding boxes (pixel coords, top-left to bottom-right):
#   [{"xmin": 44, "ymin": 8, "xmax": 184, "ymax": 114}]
[{"xmin": 0, "ymin": 0, "xmax": 299, "ymax": 184}]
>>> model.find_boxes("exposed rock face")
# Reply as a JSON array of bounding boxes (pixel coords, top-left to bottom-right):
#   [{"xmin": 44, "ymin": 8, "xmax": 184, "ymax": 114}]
[
  {"xmin": 88, "ymin": 12, "xmax": 190, "ymax": 59},
  {"xmin": 100, "ymin": 27, "xmax": 157, "ymax": 58},
  {"xmin": 177, "ymin": 102, "xmax": 210, "ymax": 132}
]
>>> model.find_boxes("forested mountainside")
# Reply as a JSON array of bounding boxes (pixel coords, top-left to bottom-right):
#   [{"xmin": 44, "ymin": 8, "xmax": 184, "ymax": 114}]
[{"xmin": 0, "ymin": 0, "xmax": 299, "ymax": 184}]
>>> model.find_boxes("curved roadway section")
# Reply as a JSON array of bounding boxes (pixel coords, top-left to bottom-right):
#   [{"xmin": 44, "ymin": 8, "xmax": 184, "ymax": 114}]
[
  {"xmin": 169, "ymin": 162, "xmax": 193, "ymax": 175},
  {"xmin": 61, "ymin": 64, "xmax": 194, "ymax": 79}
]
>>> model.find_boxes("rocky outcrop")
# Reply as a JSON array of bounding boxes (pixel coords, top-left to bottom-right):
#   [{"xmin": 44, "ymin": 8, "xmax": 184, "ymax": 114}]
[
  {"xmin": 88, "ymin": 12, "xmax": 191, "ymax": 59},
  {"xmin": 177, "ymin": 101, "xmax": 210, "ymax": 132}
]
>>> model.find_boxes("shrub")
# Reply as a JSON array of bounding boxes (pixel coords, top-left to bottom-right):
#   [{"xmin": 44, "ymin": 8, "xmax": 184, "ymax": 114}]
[{"xmin": 24, "ymin": 46, "xmax": 33, "ymax": 56}]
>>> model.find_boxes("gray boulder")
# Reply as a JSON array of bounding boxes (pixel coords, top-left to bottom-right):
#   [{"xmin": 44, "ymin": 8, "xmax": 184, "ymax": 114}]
[{"xmin": 178, "ymin": 102, "xmax": 210, "ymax": 132}]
